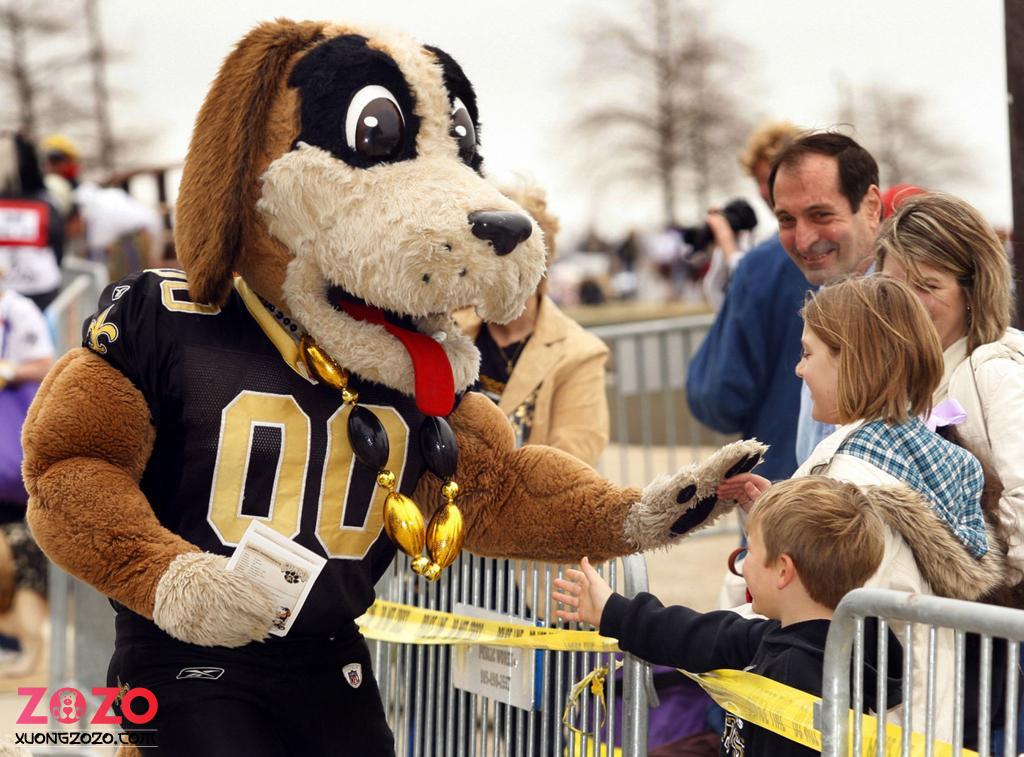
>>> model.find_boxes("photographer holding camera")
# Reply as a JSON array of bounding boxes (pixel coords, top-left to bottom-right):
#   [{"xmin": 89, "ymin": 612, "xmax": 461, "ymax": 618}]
[{"xmin": 696, "ymin": 198, "xmax": 760, "ymax": 309}]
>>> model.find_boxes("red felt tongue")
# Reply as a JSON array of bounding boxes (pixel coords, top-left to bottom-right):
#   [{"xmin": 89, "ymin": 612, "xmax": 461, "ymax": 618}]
[{"xmin": 338, "ymin": 301, "xmax": 455, "ymax": 417}]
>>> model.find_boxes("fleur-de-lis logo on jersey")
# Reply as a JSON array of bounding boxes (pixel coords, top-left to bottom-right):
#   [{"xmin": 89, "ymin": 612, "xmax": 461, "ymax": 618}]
[{"xmin": 87, "ymin": 306, "xmax": 119, "ymax": 355}]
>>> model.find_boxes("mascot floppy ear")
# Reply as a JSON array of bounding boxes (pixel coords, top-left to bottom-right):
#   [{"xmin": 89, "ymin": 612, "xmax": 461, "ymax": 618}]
[{"xmin": 176, "ymin": 19, "xmax": 326, "ymax": 306}]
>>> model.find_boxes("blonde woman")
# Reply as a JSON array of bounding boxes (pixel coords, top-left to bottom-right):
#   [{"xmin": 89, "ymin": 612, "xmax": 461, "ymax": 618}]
[{"xmin": 876, "ymin": 193, "xmax": 1024, "ymax": 585}]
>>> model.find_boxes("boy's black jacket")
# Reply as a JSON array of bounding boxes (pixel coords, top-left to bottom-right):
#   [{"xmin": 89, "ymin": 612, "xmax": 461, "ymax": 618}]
[{"xmin": 601, "ymin": 592, "xmax": 903, "ymax": 757}]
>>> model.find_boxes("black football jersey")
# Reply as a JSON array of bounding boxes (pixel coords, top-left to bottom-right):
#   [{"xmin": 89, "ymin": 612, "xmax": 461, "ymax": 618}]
[{"xmin": 82, "ymin": 269, "xmax": 429, "ymax": 637}]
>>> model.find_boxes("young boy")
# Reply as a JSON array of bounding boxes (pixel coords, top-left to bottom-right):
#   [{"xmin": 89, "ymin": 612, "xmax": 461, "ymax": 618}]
[{"xmin": 553, "ymin": 476, "xmax": 903, "ymax": 757}]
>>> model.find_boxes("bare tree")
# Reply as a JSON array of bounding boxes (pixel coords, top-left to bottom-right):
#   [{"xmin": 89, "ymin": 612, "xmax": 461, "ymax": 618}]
[
  {"xmin": 571, "ymin": 0, "xmax": 755, "ymax": 225},
  {"xmin": 836, "ymin": 81, "xmax": 972, "ymax": 188},
  {"xmin": 0, "ymin": 0, "xmax": 90, "ymax": 141},
  {"xmin": 1006, "ymin": 0, "xmax": 1024, "ymax": 326},
  {"xmin": 84, "ymin": 0, "xmax": 115, "ymax": 171},
  {"xmin": 0, "ymin": 0, "xmax": 147, "ymax": 174}
]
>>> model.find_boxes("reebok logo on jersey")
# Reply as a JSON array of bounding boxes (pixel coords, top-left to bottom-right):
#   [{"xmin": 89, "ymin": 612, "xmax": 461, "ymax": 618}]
[{"xmin": 176, "ymin": 667, "xmax": 225, "ymax": 680}]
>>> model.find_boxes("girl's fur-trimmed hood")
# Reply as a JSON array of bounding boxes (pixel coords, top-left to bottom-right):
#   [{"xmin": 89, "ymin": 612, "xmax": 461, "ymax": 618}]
[{"xmin": 868, "ymin": 484, "xmax": 1006, "ymax": 601}]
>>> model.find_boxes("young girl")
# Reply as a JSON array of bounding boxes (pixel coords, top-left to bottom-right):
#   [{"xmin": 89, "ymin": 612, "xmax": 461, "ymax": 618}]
[{"xmin": 718, "ymin": 275, "xmax": 1006, "ymax": 744}]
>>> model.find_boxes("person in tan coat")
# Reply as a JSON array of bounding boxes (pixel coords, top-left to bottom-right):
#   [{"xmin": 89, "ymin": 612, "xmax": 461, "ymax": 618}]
[{"xmin": 455, "ymin": 182, "xmax": 609, "ymax": 466}]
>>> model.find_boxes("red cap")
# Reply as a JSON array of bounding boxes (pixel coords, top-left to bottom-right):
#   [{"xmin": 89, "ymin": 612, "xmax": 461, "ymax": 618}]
[{"xmin": 881, "ymin": 184, "xmax": 927, "ymax": 219}]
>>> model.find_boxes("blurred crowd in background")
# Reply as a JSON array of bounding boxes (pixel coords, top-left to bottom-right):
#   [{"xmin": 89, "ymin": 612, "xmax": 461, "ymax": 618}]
[{"xmin": 547, "ymin": 187, "xmax": 1014, "ymax": 311}]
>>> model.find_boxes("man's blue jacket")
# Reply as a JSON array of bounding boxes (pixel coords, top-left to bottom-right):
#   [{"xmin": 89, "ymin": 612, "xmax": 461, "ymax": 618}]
[{"xmin": 686, "ymin": 235, "xmax": 808, "ymax": 480}]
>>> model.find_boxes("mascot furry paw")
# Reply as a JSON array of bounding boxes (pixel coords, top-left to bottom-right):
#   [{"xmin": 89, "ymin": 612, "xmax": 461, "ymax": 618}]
[{"xmin": 22, "ymin": 20, "xmax": 764, "ymax": 755}]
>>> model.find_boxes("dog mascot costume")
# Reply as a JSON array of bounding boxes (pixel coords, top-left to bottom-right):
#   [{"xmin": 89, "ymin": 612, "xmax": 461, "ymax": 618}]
[{"xmin": 22, "ymin": 20, "xmax": 764, "ymax": 755}]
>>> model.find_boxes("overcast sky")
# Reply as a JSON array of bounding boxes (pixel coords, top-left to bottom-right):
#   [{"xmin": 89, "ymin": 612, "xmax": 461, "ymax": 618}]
[{"xmin": 98, "ymin": 0, "xmax": 1010, "ymax": 242}]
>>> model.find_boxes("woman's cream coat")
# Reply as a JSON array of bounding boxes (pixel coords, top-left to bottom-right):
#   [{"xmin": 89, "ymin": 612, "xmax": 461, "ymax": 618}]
[{"xmin": 938, "ymin": 329, "xmax": 1024, "ymax": 580}]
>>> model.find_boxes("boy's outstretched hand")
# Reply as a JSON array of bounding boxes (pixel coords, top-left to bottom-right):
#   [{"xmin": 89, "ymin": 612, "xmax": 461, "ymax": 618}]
[
  {"xmin": 552, "ymin": 557, "xmax": 614, "ymax": 627},
  {"xmin": 716, "ymin": 472, "xmax": 772, "ymax": 511}
]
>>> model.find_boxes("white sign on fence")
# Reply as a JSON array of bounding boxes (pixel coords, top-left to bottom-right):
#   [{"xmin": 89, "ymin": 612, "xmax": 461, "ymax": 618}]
[{"xmin": 450, "ymin": 603, "xmax": 540, "ymax": 711}]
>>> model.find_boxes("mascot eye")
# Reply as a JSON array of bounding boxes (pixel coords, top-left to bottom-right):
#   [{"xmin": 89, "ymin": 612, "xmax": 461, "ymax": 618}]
[
  {"xmin": 345, "ymin": 85, "xmax": 406, "ymax": 161},
  {"xmin": 450, "ymin": 97, "xmax": 477, "ymax": 165}
]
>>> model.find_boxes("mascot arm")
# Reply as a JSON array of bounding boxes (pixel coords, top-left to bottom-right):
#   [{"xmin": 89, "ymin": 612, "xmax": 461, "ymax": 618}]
[
  {"xmin": 416, "ymin": 392, "xmax": 767, "ymax": 563},
  {"xmin": 23, "ymin": 349, "xmax": 273, "ymax": 647}
]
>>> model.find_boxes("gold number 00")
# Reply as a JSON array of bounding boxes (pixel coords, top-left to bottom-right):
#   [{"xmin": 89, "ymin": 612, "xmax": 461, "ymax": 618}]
[
  {"xmin": 147, "ymin": 268, "xmax": 221, "ymax": 315},
  {"xmin": 207, "ymin": 390, "xmax": 409, "ymax": 560}
]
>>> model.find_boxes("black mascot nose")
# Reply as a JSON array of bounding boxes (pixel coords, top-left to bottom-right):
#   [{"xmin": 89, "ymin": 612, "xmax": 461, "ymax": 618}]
[{"xmin": 468, "ymin": 211, "xmax": 533, "ymax": 256}]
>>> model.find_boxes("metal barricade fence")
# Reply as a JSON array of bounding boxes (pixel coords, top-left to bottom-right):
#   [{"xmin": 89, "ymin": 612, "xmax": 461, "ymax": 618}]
[
  {"xmin": 44, "ymin": 257, "xmax": 109, "ymax": 355},
  {"xmin": 590, "ymin": 313, "xmax": 740, "ymax": 535},
  {"xmin": 363, "ymin": 314, "xmax": 735, "ymax": 756},
  {"xmin": 371, "ymin": 552, "xmax": 653, "ymax": 756},
  {"xmin": 821, "ymin": 588, "xmax": 1024, "ymax": 757}
]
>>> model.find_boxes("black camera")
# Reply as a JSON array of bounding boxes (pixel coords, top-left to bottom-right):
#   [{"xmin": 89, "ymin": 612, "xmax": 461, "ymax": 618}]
[{"xmin": 678, "ymin": 198, "xmax": 758, "ymax": 253}]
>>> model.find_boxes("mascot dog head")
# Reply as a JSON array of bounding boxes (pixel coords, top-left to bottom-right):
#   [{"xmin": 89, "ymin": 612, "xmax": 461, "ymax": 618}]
[{"xmin": 175, "ymin": 20, "xmax": 546, "ymax": 402}]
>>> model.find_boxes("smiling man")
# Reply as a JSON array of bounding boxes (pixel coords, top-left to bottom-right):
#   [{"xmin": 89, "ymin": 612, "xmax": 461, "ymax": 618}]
[
  {"xmin": 769, "ymin": 132, "xmax": 882, "ymax": 286},
  {"xmin": 767, "ymin": 132, "xmax": 883, "ymax": 462}
]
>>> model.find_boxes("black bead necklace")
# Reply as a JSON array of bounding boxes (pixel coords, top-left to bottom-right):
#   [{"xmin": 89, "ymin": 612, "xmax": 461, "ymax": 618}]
[{"xmin": 299, "ymin": 336, "xmax": 464, "ymax": 580}]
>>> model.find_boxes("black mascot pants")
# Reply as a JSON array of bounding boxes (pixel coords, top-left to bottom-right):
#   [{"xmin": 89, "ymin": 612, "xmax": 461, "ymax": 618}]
[{"xmin": 108, "ymin": 617, "xmax": 395, "ymax": 756}]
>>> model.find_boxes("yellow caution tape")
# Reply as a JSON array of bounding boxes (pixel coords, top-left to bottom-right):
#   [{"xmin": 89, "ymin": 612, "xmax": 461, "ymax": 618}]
[
  {"xmin": 685, "ymin": 668, "xmax": 979, "ymax": 757},
  {"xmin": 358, "ymin": 602, "xmax": 979, "ymax": 756},
  {"xmin": 356, "ymin": 600, "xmax": 619, "ymax": 652}
]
